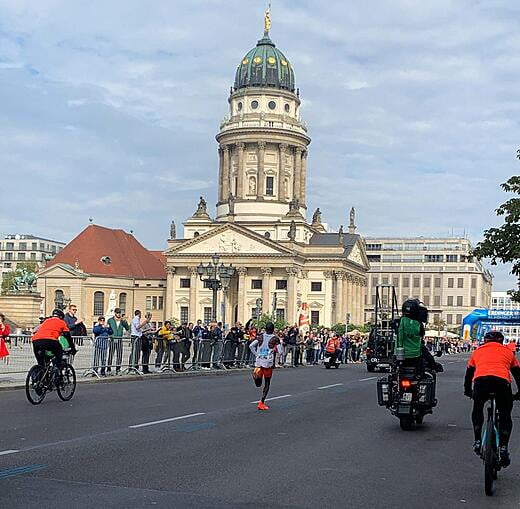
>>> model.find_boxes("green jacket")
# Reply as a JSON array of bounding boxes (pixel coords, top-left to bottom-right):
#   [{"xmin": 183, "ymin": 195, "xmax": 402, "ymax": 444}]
[
  {"xmin": 396, "ymin": 316, "xmax": 422, "ymax": 359},
  {"xmin": 107, "ymin": 317, "xmax": 130, "ymax": 339}
]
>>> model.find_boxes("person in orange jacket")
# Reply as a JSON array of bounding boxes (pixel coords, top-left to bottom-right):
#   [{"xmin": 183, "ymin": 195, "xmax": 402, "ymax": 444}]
[{"xmin": 325, "ymin": 333, "xmax": 341, "ymax": 363}]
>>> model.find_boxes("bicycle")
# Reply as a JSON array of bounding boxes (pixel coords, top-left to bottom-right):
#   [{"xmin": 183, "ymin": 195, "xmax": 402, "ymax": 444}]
[
  {"xmin": 25, "ymin": 347, "xmax": 76, "ymax": 405},
  {"xmin": 480, "ymin": 393, "xmax": 519, "ymax": 496}
]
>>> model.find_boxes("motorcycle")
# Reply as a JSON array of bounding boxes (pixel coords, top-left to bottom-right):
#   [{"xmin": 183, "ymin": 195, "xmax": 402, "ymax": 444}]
[
  {"xmin": 377, "ymin": 348, "xmax": 443, "ymax": 430},
  {"xmin": 323, "ymin": 350, "xmax": 340, "ymax": 369}
]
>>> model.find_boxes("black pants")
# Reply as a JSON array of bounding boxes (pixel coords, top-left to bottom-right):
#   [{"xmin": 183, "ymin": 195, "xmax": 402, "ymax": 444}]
[
  {"xmin": 472, "ymin": 376, "xmax": 513, "ymax": 447},
  {"xmin": 33, "ymin": 339, "xmax": 63, "ymax": 368},
  {"xmin": 141, "ymin": 336, "xmax": 152, "ymax": 373}
]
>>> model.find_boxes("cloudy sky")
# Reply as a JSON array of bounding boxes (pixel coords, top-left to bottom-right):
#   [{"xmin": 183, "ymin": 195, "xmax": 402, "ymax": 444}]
[{"xmin": 0, "ymin": 0, "xmax": 518, "ymax": 291}]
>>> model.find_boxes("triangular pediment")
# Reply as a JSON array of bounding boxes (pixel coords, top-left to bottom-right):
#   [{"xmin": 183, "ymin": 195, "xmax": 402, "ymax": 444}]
[
  {"xmin": 347, "ymin": 240, "xmax": 370, "ymax": 269},
  {"xmin": 38, "ymin": 263, "xmax": 88, "ymax": 279},
  {"xmin": 166, "ymin": 223, "xmax": 293, "ymax": 256}
]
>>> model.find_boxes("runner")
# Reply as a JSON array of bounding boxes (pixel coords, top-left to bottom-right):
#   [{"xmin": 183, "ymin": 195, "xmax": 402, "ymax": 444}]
[{"xmin": 249, "ymin": 321, "xmax": 282, "ymax": 411}]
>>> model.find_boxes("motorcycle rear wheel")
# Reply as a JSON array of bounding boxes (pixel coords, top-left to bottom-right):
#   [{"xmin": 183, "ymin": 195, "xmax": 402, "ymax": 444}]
[{"xmin": 399, "ymin": 415, "xmax": 414, "ymax": 431}]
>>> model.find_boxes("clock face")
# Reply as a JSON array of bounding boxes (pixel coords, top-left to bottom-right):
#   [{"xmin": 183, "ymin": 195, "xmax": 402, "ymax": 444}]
[{"xmin": 253, "ymin": 56, "xmax": 262, "ymax": 64}]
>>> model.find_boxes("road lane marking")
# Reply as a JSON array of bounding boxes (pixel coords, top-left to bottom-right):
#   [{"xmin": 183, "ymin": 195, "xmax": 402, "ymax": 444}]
[
  {"xmin": 250, "ymin": 394, "xmax": 292, "ymax": 403},
  {"xmin": 318, "ymin": 383, "xmax": 344, "ymax": 390},
  {"xmin": 0, "ymin": 464, "xmax": 46, "ymax": 480},
  {"xmin": 129, "ymin": 412, "xmax": 206, "ymax": 429},
  {"xmin": 0, "ymin": 450, "xmax": 19, "ymax": 456},
  {"xmin": 359, "ymin": 377, "xmax": 377, "ymax": 382}
]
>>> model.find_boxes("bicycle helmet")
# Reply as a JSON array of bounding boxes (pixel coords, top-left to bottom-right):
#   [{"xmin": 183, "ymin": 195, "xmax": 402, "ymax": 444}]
[
  {"xmin": 401, "ymin": 299, "xmax": 428, "ymax": 323},
  {"xmin": 483, "ymin": 330, "xmax": 505, "ymax": 344},
  {"xmin": 52, "ymin": 308, "xmax": 65, "ymax": 320}
]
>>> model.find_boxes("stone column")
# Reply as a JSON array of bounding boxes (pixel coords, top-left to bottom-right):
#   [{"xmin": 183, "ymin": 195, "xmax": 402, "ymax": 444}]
[
  {"xmin": 346, "ymin": 274, "xmax": 354, "ymax": 324},
  {"xmin": 335, "ymin": 271, "xmax": 345, "ymax": 326},
  {"xmin": 217, "ymin": 146, "xmax": 223, "ymax": 202},
  {"xmin": 293, "ymin": 147, "xmax": 302, "ymax": 201},
  {"xmin": 360, "ymin": 278, "xmax": 367, "ymax": 324},
  {"xmin": 300, "ymin": 149, "xmax": 307, "ymax": 205},
  {"xmin": 236, "ymin": 142, "xmax": 245, "ymax": 199},
  {"xmin": 257, "ymin": 141, "xmax": 266, "ymax": 199},
  {"xmin": 286, "ymin": 268, "xmax": 298, "ymax": 325},
  {"xmin": 221, "ymin": 144, "xmax": 230, "ymax": 200},
  {"xmin": 323, "ymin": 271, "xmax": 334, "ymax": 325},
  {"xmin": 189, "ymin": 267, "xmax": 199, "ymax": 323},
  {"xmin": 278, "ymin": 143, "xmax": 287, "ymax": 200},
  {"xmin": 166, "ymin": 267, "xmax": 176, "ymax": 319},
  {"xmin": 261, "ymin": 267, "xmax": 271, "ymax": 315},
  {"xmin": 237, "ymin": 267, "xmax": 247, "ymax": 323}
]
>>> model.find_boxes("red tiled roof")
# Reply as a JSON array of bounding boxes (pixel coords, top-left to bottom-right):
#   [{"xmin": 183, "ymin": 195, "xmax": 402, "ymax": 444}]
[
  {"xmin": 48, "ymin": 225, "xmax": 166, "ymax": 279},
  {"xmin": 150, "ymin": 250, "xmax": 166, "ymax": 266}
]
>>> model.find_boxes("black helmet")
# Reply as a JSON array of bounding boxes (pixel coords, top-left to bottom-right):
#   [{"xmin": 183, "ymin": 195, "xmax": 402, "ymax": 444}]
[
  {"xmin": 402, "ymin": 299, "xmax": 428, "ymax": 323},
  {"xmin": 52, "ymin": 309, "xmax": 65, "ymax": 320},
  {"xmin": 484, "ymin": 330, "xmax": 505, "ymax": 344}
]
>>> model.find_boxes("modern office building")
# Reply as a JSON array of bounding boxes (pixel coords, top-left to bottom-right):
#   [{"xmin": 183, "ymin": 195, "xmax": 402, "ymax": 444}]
[
  {"xmin": 0, "ymin": 234, "xmax": 65, "ymax": 284},
  {"xmin": 364, "ymin": 237, "xmax": 493, "ymax": 327},
  {"xmin": 491, "ymin": 291, "xmax": 520, "ymax": 343}
]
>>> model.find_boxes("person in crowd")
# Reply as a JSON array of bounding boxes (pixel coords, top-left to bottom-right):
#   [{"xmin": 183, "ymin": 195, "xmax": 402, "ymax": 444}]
[
  {"xmin": 312, "ymin": 333, "xmax": 321, "ymax": 365},
  {"xmin": 249, "ymin": 321, "xmax": 283, "ymax": 411},
  {"xmin": 224, "ymin": 322, "xmax": 241, "ymax": 368},
  {"xmin": 170, "ymin": 326, "xmax": 185, "ymax": 371},
  {"xmin": 304, "ymin": 333, "xmax": 314, "ymax": 365},
  {"xmin": 283, "ymin": 325, "xmax": 298, "ymax": 368},
  {"xmin": 129, "ymin": 310, "xmax": 149, "ymax": 372},
  {"xmin": 295, "ymin": 331, "xmax": 305, "ymax": 366},
  {"xmin": 211, "ymin": 321, "xmax": 224, "ymax": 369},
  {"xmin": 0, "ymin": 313, "xmax": 10, "ymax": 360},
  {"xmin": 138, "ymin": 312, "xmax": 155, "ymax": 374},
  {"xmin": 182, "ymin": 322, "xmax": 193, "ymax": 368},
  {"xmin": 192, "ymin": 319, "xmax": 206, "ymax": 366},
  {"xmin": 92, "ymin": 317, "xmax": 113, "ymax": 376},
  {"xmin": 155, "ymin": 321, "xmax": 173, "ymax": 369},
  {"xmin": 107, "ymin": 308, "xmax": 129, "ymax": 375},
  {"xmin": 340, "ymin": 334, "xmax": 349, "ymax": 364},
  {"xmin": 64, "ymin": 304, "xmax": 87, "ymax": 337}
]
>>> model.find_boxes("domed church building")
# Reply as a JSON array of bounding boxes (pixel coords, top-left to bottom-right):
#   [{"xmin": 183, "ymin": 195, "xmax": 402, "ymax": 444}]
[{"xmin": 165, "ymin": 9, "xmax": 369, "ymax": 328}]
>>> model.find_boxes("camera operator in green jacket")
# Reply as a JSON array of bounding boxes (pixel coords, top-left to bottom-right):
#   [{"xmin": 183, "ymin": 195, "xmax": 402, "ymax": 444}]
[{"xmin": 107, "ymin": 308, "xmax": 129, "ymax": 374}]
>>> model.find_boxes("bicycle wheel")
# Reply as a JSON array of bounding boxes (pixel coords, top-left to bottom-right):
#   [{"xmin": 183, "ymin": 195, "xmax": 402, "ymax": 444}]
[
  {"xmin": 25, "ymin": 365, "xmax": 46, "ymax": 405},
  {"xmin": 57, "ymin": 363, "xmax": 76, "ymax": 401},
  {"xmin": 484, "ymin": 419, "xmax": 497, "ymax": 496}
]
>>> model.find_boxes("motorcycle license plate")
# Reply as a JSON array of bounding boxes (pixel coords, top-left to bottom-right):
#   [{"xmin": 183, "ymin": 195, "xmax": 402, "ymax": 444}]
[
  {"xmin": 379, "ymin": 363, "xmax": 389, "ymax": 368},
  {"xmin": 401, "ymin": 392, "xmax": 413, "ymax": 402}
]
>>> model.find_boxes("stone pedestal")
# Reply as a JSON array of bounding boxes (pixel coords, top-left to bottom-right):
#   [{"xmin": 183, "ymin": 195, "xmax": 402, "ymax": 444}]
[{"xmin": 0, "ymin": 291, "xmax": 44, "ymax": 329}]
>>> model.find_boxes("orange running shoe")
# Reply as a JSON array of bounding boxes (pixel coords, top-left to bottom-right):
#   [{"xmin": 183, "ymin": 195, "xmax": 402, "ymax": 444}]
[{"xmin": 257, "ymin": 401, "xmax": 269, "ymax": 410}]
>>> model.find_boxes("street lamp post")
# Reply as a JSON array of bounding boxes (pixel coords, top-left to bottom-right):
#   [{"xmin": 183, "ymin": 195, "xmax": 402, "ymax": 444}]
[{"xmin": 197, "ymin": 253, "xmax": 235, "ymax": 324}]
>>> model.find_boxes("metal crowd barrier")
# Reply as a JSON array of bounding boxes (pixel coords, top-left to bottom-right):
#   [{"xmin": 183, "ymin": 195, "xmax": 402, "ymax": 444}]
[{"xmin": 0, "ymin": 336, "xmax": 259, "ymax": 380}]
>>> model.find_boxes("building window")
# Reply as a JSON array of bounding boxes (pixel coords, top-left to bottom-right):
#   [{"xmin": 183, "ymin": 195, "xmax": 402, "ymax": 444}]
[
  {"xmin": 251, "ymin": 307, "xmax": 260, "ymax": 319},
  {"xmin": 266, "ymin": 176, "xmax": 274, "ymax": 196},
  {"xmin": 372, "ymin": 277, "xmax": 379, "ymax": 287},
  {"xmin": 31, "ymin": 242, "xmax": 37, "ymax": 250},
  {"xmin": 30, "ymin": 252, "xmax": 36, "ymax": 261},
  {"xmin": 446, "ymin": 255, "xmax": 458, "ymax": 262},
  {"xmin": 403, "ymin": 277, "xmax": 410, "ymax": 288},
  {"xmin": 6, "ymin": 242, "xmax": 14, "ymax": 250},
  {"xmin": 146, "ymin": 296, "xmax": 164, "ymax": 310},
  {"xmin": 471, "ymin": 278, "xmax": 477, "ymax": 289},
  {"xmin": 251, "ymin": 279, "xmax": 263, "ymax": 290},
  {"xmin": 203, "ymin": 307, "xmax": 212, "ymax": 324},
  {"xmin": 180, "ymin": 307, "xmax": 189, "ymax": 323},
  {"xmin": 447, "ymin": 296, "xmax": 454, "ymax": 306},
  {"xmin": 457, "ymin": 296, "xmax": 463, "ymax": 307},
  {"xmin": 435, "ymin": 278, "xmax": 441, "ymax": 288},
  {"xmin": 276, "ymin": 280, "xmax": 287, "ymax": 290},
  {"xmin": 18, "ymin": 252, "xmax": 26, "ymax": 261},
  {"xmin": 54, "ymin": 289, "xmax": 64, "ymax": 309},
  {"xmin": 425, "ymin": 255, "xmax": 443, "ymax": 263},
  {"xmin": 434, "ymin": 296, "xmax": 441, "ymax": 307},
  {"xmin": 424, "ymin": 278, "xmax": 431, "ymax": 288},
  {"xmin": 180, "ymin": 278, "xmax": 191, "ymax": 288},
  {"xmin": 447, "ymin": 314, "xmax": 453, "ymax": 325},
  {"xmin": 423, "ymin": 295, "xmax": 430, "ymax": 306},
  {"xmin": 119, "ymin": 293, "xmax": 127, "ymax": 314},
  {"xmin": 457, "ymin": 278, "xmax": 464, "ymax": 289},
  {"xmin": 311, "ymin": 282, "xmax": 322, "ymax": 292},
  {"xmin": 433, "ymin": 313, "xmax": 440, "ymax": 324},
  {"xmin": 311, "ymin": 310, "xmax": 320, "ymax": 326},
  {"xmin": 392, "ymin": 277, "xmax": 399, "ymax": 287},
  {"xmin": 456, "ymin": 314, "xmax": 463, "ymax": 324},
  {"xmin": 382, "ymin": 276, "xmax": 389, "ymax": 285},
  {"xmin": 5, "ymin": 252, "xmax": 13, "ymax": 261},
  {"xmin": 413, "ymin": 277, "xmax": 420, "ymax": 288},
  {"xmin": 367, "ymin": 255, "xmax": 381, "ymax": 262},
  {"xmin": 251, "ymin": 100, "xmax": 259, "ymax": 109},
  {"xmin": 448, "ymin": 278, "xmax": 454, "ymax": 288},
  {"xmin": 366, "ymin": 243, "xmax": 382, "ymax": 251},
  {"xmin": 19, "ymin": 242, "xmax": 27, "ymax": 250},
  {"xmin": 268, "ymin": 100, "xmax": 276, "ymax": 110},
  {"xmin": 4, "ymin": 262, "xmax": 11, "ymax": 268},
  {"xmin": 275, "ymin": 308, "xmax": 285, "ymax": 322},
  {"xmin": 93, "ymin": 291, "xmax": 104, "ymax": 316},
  {"xmin": 471, "ymin": 296, "xmax": 476, "ymax": 307}
]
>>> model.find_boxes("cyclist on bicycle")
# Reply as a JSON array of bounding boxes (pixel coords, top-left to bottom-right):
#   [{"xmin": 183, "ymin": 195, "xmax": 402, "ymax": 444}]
[
  {"xmin": 32, "ymin": 309, "xmax": 77, "ymax": 368},
  {"xmin": 464, "ymin": 330, "xmax": 520, "ymax": 467}
]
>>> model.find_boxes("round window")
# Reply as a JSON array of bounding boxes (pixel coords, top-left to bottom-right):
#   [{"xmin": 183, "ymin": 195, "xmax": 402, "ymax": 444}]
[
  {"xmin": 268, "ymin": 101, "xmax": 276, "ymax": 110},
  {"xmin": 237, "ymin": 102, "xmax": 243, "ymax": 111},
  {"xmin": 251, "ymin": 100, "xmax": 259, "ymax": 110},
  {"xmin": 264, "ymin": 232, "xmax": 271, "ymax": 239},
  {"xmin": 284, "ymin": 103, "xmax": 290, "ymax": 113}
]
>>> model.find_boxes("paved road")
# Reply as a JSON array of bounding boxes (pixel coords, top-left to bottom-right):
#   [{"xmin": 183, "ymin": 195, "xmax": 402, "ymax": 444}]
[{"xmin": 1, "ymin": 355, "xmax": 520, "ymax": 508}]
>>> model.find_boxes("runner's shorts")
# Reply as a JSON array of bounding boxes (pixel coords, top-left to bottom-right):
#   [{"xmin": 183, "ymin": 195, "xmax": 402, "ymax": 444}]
[{"xmin": 252, "ymin": 367, "xmax": 273, "ymax": 384}]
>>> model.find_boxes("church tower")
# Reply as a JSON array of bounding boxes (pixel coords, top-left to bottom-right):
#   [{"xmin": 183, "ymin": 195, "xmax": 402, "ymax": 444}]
[{"xmin": 215, "ymin": 9, "xmax": 311, "ymax": 223}]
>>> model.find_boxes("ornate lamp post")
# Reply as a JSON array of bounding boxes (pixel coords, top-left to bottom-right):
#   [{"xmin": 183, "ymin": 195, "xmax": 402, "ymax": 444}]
[{"xmin": 197, "ymin": 253, "xmax": 235, "ymax": 323}]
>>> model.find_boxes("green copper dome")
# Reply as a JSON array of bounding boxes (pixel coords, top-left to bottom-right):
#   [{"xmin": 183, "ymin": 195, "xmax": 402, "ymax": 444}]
[{"xmin": 234, "ymin": 33, "xmax": 295, "ymax": 93}]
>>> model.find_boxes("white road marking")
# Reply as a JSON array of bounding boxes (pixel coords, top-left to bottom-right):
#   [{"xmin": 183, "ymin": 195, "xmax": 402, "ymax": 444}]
[
  {"xmin": 317, "ymin": 383, "xmax": 344, "ymax": 390},
  {"xmin": 359, "ymin": 377, "xmax": 377, "ymax": 382},
  {"xmin": 250, "ymin": 394, "xmax": 292, "ymax": 403},
  {"xmin": 129, "ymin": 412, "xmax": 206, "ymax": 429},
  {"xmin": 0, "ymin": 450, "xmax": 19, "ymax": 456}
]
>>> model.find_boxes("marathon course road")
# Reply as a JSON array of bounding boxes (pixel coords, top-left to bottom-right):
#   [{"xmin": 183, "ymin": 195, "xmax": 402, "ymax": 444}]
[{"xmin": 1, "ymin": 355, "xmax": 520, "ymax": 508}]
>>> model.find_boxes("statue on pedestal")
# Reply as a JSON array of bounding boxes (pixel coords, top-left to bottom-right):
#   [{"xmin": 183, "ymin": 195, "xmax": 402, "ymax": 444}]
[
  {"xmin": 288, "ymin": 221, "xmax": 297, "ymax": 241},
  {"xmin": 170, "ymin": 220, "xmax": 176, "ymax": 240},
  {"xmin": 312, "ymin": 208, "xmax": 322, "ymax": 225}
]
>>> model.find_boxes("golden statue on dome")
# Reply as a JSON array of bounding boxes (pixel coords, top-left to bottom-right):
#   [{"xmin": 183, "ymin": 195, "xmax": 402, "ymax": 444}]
[{"xmin": 264, "ymin": 4, "xmax": 271, "ymax": 34}]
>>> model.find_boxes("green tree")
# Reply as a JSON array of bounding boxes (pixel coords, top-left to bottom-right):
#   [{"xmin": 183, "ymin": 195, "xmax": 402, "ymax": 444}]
[
  {"xmin": 1, "ymin": 262, "xmax": 38, "ymax": 293},
  {"xmin": 253, "ymin": 313, "xmax": 288, "ymax": 332},
  {"xmin": 473, "ymin": 175, "xmax": 520, "ymax": 302}
]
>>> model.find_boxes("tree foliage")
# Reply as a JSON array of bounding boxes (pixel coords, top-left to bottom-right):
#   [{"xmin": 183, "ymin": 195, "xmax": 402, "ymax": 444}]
[
  {"xmin": 253, "ymin": 313, "xmax": 288, "ymax": 332},
  {"xmin": 473, "ymin": 175, "xmax": 520, "ymax": 302},
  {"xmin": 1, "ymin": 262, "xmax": 38, "ymax": 293}
]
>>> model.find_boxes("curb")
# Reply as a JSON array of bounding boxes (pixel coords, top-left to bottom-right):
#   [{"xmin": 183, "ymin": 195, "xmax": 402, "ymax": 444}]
[{"xmin": 0, "ymin": 367, "xmax": 254, "ymax": 392}]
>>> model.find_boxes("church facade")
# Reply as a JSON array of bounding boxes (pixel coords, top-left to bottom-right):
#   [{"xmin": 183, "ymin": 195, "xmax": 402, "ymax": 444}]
[{"xmin": 164, "ymin": 15, "xmax": 369, "ymax": 328}]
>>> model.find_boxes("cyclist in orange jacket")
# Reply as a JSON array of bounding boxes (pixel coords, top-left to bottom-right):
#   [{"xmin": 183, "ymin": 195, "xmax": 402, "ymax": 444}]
[{"xmin": 464, "ymin": 331, "xmax": 520, "ymax": 467}]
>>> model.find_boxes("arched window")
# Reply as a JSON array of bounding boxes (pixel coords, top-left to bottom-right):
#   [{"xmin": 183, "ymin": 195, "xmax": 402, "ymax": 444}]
[
  {"xmin": 54, "ymin": 289, "xmax": 64, "ymax": 310},
  {"xmin": 93, "ymin": 291, "xmax": 104, "ymax": 316},
  {"xmin": 119, "ymin": 292, "xmax": 127, "ymax": 315}
]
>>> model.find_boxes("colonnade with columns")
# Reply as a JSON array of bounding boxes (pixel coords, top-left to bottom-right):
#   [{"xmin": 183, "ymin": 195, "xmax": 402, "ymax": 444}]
[
  {"xmin": 217, "ymin": 142, "xmax": 308, "ymax": 205},
  {"xmin": 325, "ymin": 270, "xmax": 367, "ymax": 326}
]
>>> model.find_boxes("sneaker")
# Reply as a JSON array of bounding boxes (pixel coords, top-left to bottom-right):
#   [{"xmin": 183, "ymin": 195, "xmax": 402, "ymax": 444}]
[
  {"xmin": 257, "ymin": 401, "xmax": 270, "ymax": 411},
  {"xmin": 500, "ymin": 446, "xmax": 511, "ymax": 468},
  {"xmin": 473, "ymin": 440, "xmax": 482, "ymax": 456}
]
